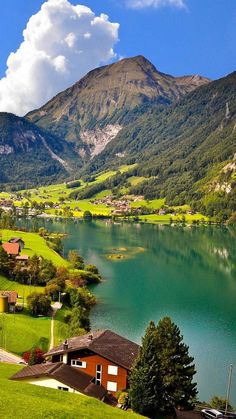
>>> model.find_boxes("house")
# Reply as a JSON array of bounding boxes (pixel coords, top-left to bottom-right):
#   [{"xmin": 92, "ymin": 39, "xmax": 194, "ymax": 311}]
[
  {"xmin": 0, "ymin": 291, "xmax": 18, "ymax": 313},
  {"xmin": 8, "ymin": 238, "xmax": 25, "ymax": 251},
  {"xmin": 2, "ymin": 242, "xmax": 20, "ymax": 257},
  {"xmin": 15, "ymin": 255, "xmax": 29, "ymax": 265},
  {"xmin": 44, "ymin": 329, "xmax": 140, "ymax": 395},
  {"xmin": 10, "ymin": 362, "xmax": 106, "ymax": 400}
]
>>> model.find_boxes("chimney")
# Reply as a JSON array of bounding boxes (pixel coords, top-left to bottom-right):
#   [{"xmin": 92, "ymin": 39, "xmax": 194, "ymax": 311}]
[
  {"xmin": 88, "ymin": 334, "xmax": 93, "ymax": 341},
  {"xmin": 63, "ymin": 339, "xmax": 68, "ymax": 350}
]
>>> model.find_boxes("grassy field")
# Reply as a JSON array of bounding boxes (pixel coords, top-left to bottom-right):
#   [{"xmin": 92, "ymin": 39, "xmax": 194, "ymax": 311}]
[
  {"xmin": 0, "ymin": 310, "xmax": 51, "ymax": 354},
  {"xmin": 137, "ymin": 213, "xmax": 208, "ymax": 223},
  {"xmin": 1, "ymin": 229, "xmax": 68, "ymax": 267},
  {"xmin": 0, "ymin": 274, "xmax": 43, "ymax": 299},
  {"xmin": 0, "ymin": 363, "xmax": 141, "ymax": 419},
  {"xmin": 54, "ymin": 308, "xmax": 70, "ymax": 346}
]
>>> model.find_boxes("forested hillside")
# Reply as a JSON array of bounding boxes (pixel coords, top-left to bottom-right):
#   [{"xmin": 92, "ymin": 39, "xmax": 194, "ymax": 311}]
[{"xmin": 83, "ymin": 72, "xmax": 236, "ymax": 220}]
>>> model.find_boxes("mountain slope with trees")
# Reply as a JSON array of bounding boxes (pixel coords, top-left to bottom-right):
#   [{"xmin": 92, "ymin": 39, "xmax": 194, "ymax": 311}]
[
  {"xmin": 84, "ymin": 71, "xmax": 236, "ymax": 220},
  {"xmin": 0, "ymin": 113, "xmax": 79, "ymax": 190}
]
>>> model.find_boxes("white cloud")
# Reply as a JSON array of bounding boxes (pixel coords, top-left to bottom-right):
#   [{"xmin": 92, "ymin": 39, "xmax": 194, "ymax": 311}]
[
  {"xmin": 126, "ymin": 0, "xmax": 186, "ymax": 9},
  {"xmin": 0, "ymin": 0, "xmax": 119, "ymax": 116}
]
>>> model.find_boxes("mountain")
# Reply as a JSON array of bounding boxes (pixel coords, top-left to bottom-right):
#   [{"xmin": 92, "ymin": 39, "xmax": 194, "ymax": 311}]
[
  {"xmin": 26, "ymin": 55, "xmax": 209, "ymax": 158},
  {"xmin": 82, "ymin": 71, "xmax": 236, "ymax": 220},
  {"xmin": 0, "ymin": 113, "xmax": 78, "ymax": 190}
]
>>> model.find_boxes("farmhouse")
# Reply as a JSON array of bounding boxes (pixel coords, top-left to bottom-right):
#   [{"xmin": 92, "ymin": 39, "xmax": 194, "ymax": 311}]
[
  {"xmin": 44, "ymin": 329, "xmax": 140, "ymax": 395},
  {"xmin": 11, "ymin": 330, "xmax": 140, "ymax": 398}
]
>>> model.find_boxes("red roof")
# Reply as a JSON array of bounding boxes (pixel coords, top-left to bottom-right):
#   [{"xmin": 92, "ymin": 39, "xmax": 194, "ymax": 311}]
[{"xmin": 2, "ymin": 242, "xmax": 20, "ymax": 255}]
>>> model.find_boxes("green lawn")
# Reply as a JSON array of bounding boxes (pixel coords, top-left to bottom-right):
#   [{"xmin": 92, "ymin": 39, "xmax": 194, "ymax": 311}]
[
  {"xmin": 1, "ymin": 229, "xmax": 68, "ymax": 267},
  {"xmin": 0, "ymin": 364, "xmax": 141, "ymax": 419},
  {"xmin": 0, "ymin": 274, "xmax": 43, "ymax": 299},
  {"xmin": 137, "ymin": 213, "xmax": 208, "ymax": 223},
  {"xmin": 0, "ymin": 310, "xmax": 51, "ymax": 354},
  {"xmin": 54, "ymin": 308, "xmax": 70, "ymax": 346}
]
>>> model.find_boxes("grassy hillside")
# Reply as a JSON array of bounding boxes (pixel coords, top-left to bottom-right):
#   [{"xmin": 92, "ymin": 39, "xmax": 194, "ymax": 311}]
[
  {"xmin": 1, "ymin": 230, "xmax": 68, "ymax": 267},
  {"xmin": 0, "ymin": 364, "xmax": 141, "ymax": 419},
  {"xmin": 0, "ymin": 311, "xmax": 50, "ymax": 355}
]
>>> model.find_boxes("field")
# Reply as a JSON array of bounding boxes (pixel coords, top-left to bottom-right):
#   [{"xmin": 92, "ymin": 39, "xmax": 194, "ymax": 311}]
[
  {"xmin": 0, "ymin": 363, "xmax": 141, "ymax": 419},
  {"xmin": 0, "ymin": 274, "xmax": 43, "ymax": 299},
  {"xmin": 54, "ymin": 308, "xmax": 70, "ymax": 346},
  {"xmin": 0, "ymin": 310, "xmax": 51, "ymax": 355},
  {"xmin": 0, "ymin": 165, "xmax": 208, "ymax": 222},
  {"xmin": 1, "ymin": 229, "xmax": 68, "ymax": 267}
]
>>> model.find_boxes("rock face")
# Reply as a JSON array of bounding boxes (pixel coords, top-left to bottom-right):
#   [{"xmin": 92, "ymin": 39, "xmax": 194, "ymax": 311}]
[
  {"xmin": 26, "ymin": 55, "xmax": 210, "ymax": 157},
  {"xmin": 80, "ymin": 125, "xmax": 122, "ymax": 157}
]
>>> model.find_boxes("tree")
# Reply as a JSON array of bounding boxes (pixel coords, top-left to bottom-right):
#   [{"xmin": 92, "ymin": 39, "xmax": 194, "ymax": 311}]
[
  {"xmin": 68, "ymin": 250, "xmax": 84, "ymax": 269},
  {"xmin": 129, "ymin": 321, "xmax": 163, "ymax": 417},
  {"xmin": 27, "ymin": 292, "xmax": 51, "ymax": 316},
  {"xmin": 83, "ymin": 210, "xmax": 92, "ymax": 220},
  {"xmin": 210, "ymin": 396, "xmax": 233, "ymax": 412},
  {"xmin": 68, "ymin": 305, "xmax": 90, "ymax": 336},
  {"xmin": 129, "ymin": 318, "xmax": 197, "ymax": 417},
  {"xmin": 155, "ymin": 317, "xmax": 197, "ymax": 412}
]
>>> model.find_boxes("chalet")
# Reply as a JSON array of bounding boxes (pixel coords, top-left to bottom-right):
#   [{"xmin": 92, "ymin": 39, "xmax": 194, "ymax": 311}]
[
  {"xmin": 44, "ymin": 330, "xmax": 140, "ymax": 395},
  {"xmin": 10, "ymin": 362, "xmax": 106, "ymax": 400},
  {"xmin": 9, "ymin": 238, "xmax": 25, "ymax": 251},
  {"xmin": 2, "ymin": 242, "xmax": 20, "ymax": 257}
]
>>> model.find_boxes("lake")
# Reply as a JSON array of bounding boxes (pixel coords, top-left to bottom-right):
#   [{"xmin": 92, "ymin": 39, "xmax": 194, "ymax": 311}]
[{"xmin": 19, "ymin": 218, "xmax": 236, "ymax": 405}]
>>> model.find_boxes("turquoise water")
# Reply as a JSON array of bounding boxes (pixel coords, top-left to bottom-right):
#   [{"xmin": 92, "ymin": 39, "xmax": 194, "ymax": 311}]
[{"xmin": 20, "ymin": 219, "xmax": 236, "ymax": 404}]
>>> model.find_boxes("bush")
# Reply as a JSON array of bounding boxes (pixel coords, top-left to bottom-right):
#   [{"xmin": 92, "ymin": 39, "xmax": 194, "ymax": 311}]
[{"xmin": 27, "ymin": 292, "xmax": 51, "ymax": 316}]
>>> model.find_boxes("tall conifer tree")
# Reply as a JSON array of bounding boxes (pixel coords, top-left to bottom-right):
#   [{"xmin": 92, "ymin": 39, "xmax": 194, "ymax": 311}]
[
  {"xmin": 129, "ymin": 321, "xmax": 162, "ymax": 417},
  {"xmin": 129, "ymin": 317, "xmax": 197, "ymax": 417},
  {"xmin": 156, "ymin": 317, "xmax": 197, "ymax": 412}
]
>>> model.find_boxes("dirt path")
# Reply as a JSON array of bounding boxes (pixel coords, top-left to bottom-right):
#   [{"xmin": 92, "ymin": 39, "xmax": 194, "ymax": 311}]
[{"xmin": 50, "ymin": 302, "xmax": 62, "ymax": 350}]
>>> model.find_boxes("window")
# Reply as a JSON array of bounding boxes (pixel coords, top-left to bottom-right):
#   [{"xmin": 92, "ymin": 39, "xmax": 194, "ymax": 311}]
[
  {"xmin": 71, "ymin": 359, "xmax": 87, "ymax": 368},
  {"xmin": 107, "ymin": 381, "xmax": 117, "ymax": 392},
  {"xmin": 58, "ymin": 386, "xmax": 69, "ymax": 391},
  {"xmin": 95, "ymin": 364, "xmax": 102, "ymax": 385},
  {"xmin": 108, "ymin": 365, "xmax": 118, "ymax": 376},
  {"xmin": 59, "ymin": 355, "xmax": 63, "ymax": 362}
]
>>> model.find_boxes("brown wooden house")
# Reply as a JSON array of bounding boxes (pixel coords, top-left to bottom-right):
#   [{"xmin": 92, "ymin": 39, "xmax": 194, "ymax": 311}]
[{"xmin": 44, "ymin": 330, "xmax": 140, "ymax": 395}]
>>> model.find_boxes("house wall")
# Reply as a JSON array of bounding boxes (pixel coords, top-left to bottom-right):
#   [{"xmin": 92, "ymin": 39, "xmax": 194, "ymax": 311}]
[
  {"xmin": 67, "ymin": 352, "xmax": 128, "ymax": 394},
  {"xmin": 25, "ymin": 377, "xmax": 81, "ymax": 394}
]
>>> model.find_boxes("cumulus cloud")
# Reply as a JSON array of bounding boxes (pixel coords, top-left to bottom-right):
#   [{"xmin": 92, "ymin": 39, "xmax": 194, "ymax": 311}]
[
  {"xmin": 126, "ymin": 0, "xmax": 186, "ymax": 9},
  {"xmin": 0, "ymin": 0, "xmax": 119, "ymax": 115}
]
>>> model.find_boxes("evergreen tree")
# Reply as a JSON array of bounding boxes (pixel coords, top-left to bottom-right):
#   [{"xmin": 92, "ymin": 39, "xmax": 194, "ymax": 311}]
[
  {"xmin": 156, "ymin": 317, "xmax": 197, "ymax": 412},
  {"xmin": 129, "ymin": 318, "xmax": 197, "ymax": 417},
  {"xmin": 129, "ymin": 321, "xmax": 162, "ymax": 417}
]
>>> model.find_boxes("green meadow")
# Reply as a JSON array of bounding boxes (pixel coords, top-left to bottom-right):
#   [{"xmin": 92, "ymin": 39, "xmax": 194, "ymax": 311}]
[
  {"xmin": 0, "ymin": 310, "xmax": 51, "ymax": 355},
  {"xmin": 1, "ymin": 229, "xmax": 68, "ymax": 267},
  {"xmin": 0, "ymin": 364, "xmax": 141, "ymax": 419}
]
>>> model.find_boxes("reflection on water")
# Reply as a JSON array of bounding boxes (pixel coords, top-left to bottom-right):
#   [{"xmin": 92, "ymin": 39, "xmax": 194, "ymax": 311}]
[{"xmin": 17, "ymin": 219, "xmax": 236, "ymax": 404}]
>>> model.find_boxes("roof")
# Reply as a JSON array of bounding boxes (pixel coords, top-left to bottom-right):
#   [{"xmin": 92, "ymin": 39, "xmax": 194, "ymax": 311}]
[
  {"xmin": 0, "ymin": 291, "xmax": 18, "ymax": 304},
  {"xmin": 10, "ymin": 362, "xmax": 106, "ymax": 400},
  {"xmin": 16, "ymin": 255, "xmax": 29, "ymax": 261},
  {"xmin": 45, "ymin": 330, "xmax": 140, "ymax": 370},
  {"xmin": 2, "ymin": 242, "xmax": 20, "ymax": 255},
  {"xmin": 9, "ymin": 237, "xmax": 25, "ymax": 244}
]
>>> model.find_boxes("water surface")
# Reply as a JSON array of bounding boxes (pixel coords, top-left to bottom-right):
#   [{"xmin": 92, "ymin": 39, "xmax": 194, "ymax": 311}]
[{"xmin": 19, "ymin": 219, "xmax": 236, "ymax": 404}]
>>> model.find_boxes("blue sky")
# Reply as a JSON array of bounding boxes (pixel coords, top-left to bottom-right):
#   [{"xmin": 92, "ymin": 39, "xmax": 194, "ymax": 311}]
[
  {"xmin": 1, "ymin": 0, "xmax": 235, "ymax": 80},
  {"xmin": 0, "ymin": 0, "xmax": 235, "ymax": 115}
]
